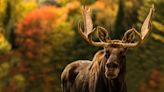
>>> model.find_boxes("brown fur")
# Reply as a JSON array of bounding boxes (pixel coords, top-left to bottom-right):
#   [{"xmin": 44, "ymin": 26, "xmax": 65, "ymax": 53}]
[{"xmin": 61, "ymin": 48, "xmax": 127, "ymax": 92}]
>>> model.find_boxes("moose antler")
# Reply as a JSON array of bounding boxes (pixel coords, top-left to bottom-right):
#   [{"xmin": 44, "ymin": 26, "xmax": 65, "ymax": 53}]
[
  {"xmin": 78, "ymin": 7, "xmax": 108, "ymax": 47},
  {"xmin": 78, "ymin": 5, "xmax": 154, "ymax": 48},
  {"xmin": 117, "ymin": 5, "xmax": 155, "ymax": 48}
]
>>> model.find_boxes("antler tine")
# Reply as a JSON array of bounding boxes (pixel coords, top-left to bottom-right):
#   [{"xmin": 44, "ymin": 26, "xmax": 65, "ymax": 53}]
[
  {"xmin": 141, "ymin": 5, "xmax": 154, "ymax": 41},
  {"xmin": 82, "ymin": 6, "xmax": 93, "ymax": 36},
  {"xmin": 78, "ymin": 6, "xmax": 108, "ymax": 47}
]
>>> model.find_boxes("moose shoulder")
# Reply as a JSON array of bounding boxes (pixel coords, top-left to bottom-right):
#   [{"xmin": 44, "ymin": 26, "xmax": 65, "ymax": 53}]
[{"xmin": 61, "ymin": 6, "xmax": 154, "ymax": 92}]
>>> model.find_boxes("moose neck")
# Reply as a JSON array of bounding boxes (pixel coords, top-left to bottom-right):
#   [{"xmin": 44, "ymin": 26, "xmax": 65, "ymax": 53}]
[{"xmin": 99, "ymin": 56, "xmax": 127, "ymax": 92}]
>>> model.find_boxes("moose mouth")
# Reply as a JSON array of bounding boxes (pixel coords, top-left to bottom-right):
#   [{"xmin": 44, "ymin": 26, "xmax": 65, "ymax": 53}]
[{"xmin": 105, "ymin": 71, "xmax": 118, "ymax": 79}]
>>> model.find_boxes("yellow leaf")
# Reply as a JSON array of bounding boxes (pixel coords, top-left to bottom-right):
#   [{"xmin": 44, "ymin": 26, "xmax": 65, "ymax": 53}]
[
  {"xmin": 14, "ymin": 74, "xmax": 25, "ymax": 82},
  {"xmin": 151, "ymin": 33, "xmax": 164, "ymax": 43},
  {"xmin": 152, "ymin": 21, "xmax": 164, "ymax": 32}
]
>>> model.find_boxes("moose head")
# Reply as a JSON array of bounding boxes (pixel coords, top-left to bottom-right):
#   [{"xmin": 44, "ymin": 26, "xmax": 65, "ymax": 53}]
[{"xmin": 78, "ymin": 6, "xmax": 154, "ymax": 79}]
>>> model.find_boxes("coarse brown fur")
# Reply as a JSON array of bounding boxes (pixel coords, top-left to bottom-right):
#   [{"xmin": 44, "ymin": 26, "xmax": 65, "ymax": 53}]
[{"xmin": 61, "ymin": 48, "xmax": 127, "ymax": 92}]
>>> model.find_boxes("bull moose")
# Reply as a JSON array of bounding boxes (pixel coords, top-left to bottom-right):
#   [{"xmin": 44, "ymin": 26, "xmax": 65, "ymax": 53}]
[{"xmin": 61, "ymin": 5, "xmax": 154, "ymax": 92}]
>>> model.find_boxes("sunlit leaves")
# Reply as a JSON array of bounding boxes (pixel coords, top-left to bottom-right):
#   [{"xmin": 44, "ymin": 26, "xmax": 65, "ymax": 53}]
[
  {"xmin": 0, "ymin": 62, "xmax": 10, "ymax": 78},
  {"xmin": 14, "ymin": 5, "xmax": 75, "ymax": 91},
  {"xmin": 0, "ymin": 28, "xmax": 11, "ymax": 54},
  {"xmin": 1, "ymin": 0, "xmax": 37, "ymax": 25},
  {"xmin": 151, "ymin": 33, "xmax": 164, "ymax": 43},
  {"xmin": 66, "ymin": 1, "xmax": 80, "ymax": 12},
  {"xmin": 152, "ymin": 21, "xmax": 164, "ymax": 32},
  {"xmin": 91, "ymin": 0, "xmax": 118, "ymax": 31},
  {"xmin": 56, "ymin": 0, "xmax": 70, "ymax": 5},
  {"xmin": 16, "ymin": 6, "xmax": 73, "ymax": 60},
  {"xmin": 0, "ymin": 0, "xmax": 7, "ymax": 26},
  {"xmin": 9, "ymin": 0, "xmax": 37, "ymax": 19},
  {"xmin": 12, "ymin": 74, "xmax": 25, "ymax": 89}
]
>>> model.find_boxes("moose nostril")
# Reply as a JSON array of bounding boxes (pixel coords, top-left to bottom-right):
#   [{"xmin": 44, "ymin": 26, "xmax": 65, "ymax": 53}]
[{"xmin": 106, "ymin": 63, "xmax": 118, "ymax": 68}]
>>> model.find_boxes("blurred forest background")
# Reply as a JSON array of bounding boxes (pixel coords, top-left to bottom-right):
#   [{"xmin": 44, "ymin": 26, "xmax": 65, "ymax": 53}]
[{"xmin": 0, "ymin": 0, "xmax": 163, "ymax": 92}]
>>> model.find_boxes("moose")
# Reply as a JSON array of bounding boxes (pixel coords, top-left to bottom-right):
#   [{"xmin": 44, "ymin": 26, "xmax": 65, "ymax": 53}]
[{"xmin": 61, "ymin": 6, "xmax": 154, "ymax": 92}]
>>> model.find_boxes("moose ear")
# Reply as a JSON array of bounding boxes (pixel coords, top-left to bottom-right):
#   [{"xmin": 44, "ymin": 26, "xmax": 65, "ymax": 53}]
[{"xmin": 97, "ymin": 26, "xmax": 110, "ymax": 42}]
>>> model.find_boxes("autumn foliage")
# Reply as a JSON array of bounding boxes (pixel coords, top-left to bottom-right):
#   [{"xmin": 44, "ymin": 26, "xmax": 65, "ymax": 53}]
[
  {"xmin": 13, "ymin": 6, "xmax": 74, "ymax": 91},
  {"xmin": 0, "ymin": 0, "xmax": 163, "ymax": 92},
  {"xmin": 16, "ymin": 6, "xmax": 67, "ymax": 60}
]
